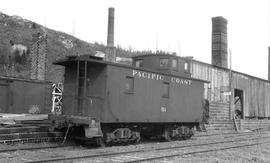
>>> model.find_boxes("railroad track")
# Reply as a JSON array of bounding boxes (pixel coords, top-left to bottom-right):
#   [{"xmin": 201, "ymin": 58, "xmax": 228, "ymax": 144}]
[
  {"xmin": 126, "ymin": 140, "xmax": 270, "ymax": 163},
  {"xmin": 193, "ymin": 129, "xmax": 266, "ymax": 138},
  {"xmin": 0, "ymin": 137, "xmax": 63, "ymax": 144},
  {"xmin": 23, "ymin": 131, "xmax": 269, "ymax": 163},
  {"xmin": 0, "ymin": 143, "xmax": 69, "ymax": 153}
]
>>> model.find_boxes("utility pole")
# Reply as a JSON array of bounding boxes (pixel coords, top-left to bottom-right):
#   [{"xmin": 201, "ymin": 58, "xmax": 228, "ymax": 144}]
[
  {"xmin": 229, "ymin": 49, "xmax": 232, "ymax": 118},
  {"xmin": 72, "ymin": 20, "xmax": 76, "ymax": 36},
  {"xmin": 156, "ymin": 32, "xmax": 159, "ymax": 52},
  {"xmin": 229, "ymin": 50, "xmax": 238, "ymax": 131},
  {"xmin": 178, "ymin": 40, "xmax": 181, "ymax": 56}
]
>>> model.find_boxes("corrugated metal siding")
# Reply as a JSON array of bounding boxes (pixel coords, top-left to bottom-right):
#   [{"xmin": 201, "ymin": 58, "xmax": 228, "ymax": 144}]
[
  {"xmin": 190, "ymin": 62, "xmax": 229, "ymax": 103},
  {"xmin": 233, "ymin": 73, "xmax": 270, "ymax": 118},
  {"xmin": 45, "ymin": 83, "xmax": 53, "ymax": 113},
  {"xmin": 265, "ymin": 84, "xmax": 270, "ymax": 117},
  {"xmin": 0, "ymin": 83, "xmax": 8, "ymax": 112},
  {"xmin": 191, "ymin": 60, "xmax": 270, "ymax": 118},
  {"xmin": 0, "ymin": 77, "xmax": 52, "ymax": 114}
]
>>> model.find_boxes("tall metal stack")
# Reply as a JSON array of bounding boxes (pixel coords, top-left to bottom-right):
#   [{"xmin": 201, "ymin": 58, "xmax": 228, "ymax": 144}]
[
  {"xmin": 30, "ymin": 32, "xmax": 47, "ymax": 80},
  {"xmin": 105, "ymin": 7, "xmax": 116, "ymax": 62},
  {"xmin": 211, "ymin": 16, "xmax": 228, "ymax": 68}
]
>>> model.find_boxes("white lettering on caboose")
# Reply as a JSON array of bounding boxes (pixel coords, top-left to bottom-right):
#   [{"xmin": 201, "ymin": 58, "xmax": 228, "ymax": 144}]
[
  {"xmin": 132, "ymin": 70, "xmax": 164, "ymax": 81},
  {"xmin": 132, "ymin": 70, "xmax": 192, "ymax": 85}
]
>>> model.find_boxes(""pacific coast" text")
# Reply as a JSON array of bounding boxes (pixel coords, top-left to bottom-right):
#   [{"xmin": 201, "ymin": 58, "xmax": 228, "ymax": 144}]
[{"xmin": 132, "ymin": 70, "xmax": 192, "ymax": 85}]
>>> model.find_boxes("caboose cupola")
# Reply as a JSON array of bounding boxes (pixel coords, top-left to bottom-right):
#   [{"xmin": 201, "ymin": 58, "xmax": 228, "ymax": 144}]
[{"xmin": 132, "ymin": 54, "xmax": 192, "ymax": 77}]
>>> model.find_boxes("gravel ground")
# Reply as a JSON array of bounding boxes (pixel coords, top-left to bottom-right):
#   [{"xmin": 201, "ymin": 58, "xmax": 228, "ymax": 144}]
[
  {"xmin": 0, "ymin": 131, "xmax": 270, "ymax": 163},
  {"xmin": 158, "ymin": 143, "xmax": 270, "ymax": 163}
]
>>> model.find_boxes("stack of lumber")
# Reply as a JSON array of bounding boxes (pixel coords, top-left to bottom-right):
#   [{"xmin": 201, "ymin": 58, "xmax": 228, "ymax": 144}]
[
  {"xmin": 0, "ymin": 113, "xmax": 63, "ymax": 143},
  {"xmin": 0, "ymin": 113, "xmax": 48, "ymax": 126}
]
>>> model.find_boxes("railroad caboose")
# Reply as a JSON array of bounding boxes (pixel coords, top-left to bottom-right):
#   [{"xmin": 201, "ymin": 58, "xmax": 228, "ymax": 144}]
[{"xmin": 52, "ymin": 54, "xmax": 207, "ymax": 145}]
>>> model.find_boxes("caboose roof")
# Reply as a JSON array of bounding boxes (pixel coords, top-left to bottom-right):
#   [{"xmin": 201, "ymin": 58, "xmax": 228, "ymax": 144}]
[
  {"xmin": 132, "ymin": 54, "xmax": 193, "ymax": 60},
  {"xmin": 54, "ymin": 55, "xmax": 209, "ymax": 83}
]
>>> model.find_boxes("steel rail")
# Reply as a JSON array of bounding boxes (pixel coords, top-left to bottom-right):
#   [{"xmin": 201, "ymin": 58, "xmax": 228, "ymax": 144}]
[
  {"xmin": 125, "ymin": 140, "xmax": 270, "ymax": 163},
  {"xmin": 194, "ymin": 130, "xmax": 267, "ymax": 138},
  {"xmin": 25, "ymin": 134, "xmax": 270, "ymax": 163},
  {"xmin": 0, "ymin": 144, "xmax": 69, "ymax": 153},
  {"xmin": 0, "ymin": 137, "xmax": 63, "ymax": 144},
  {"xmin": 155, "ymin": 134, "xmax": 268, "ymax": 151}
]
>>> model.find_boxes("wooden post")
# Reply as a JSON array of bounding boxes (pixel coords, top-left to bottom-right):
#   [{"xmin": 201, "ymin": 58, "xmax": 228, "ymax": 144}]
[
  {"xmin": 83, "ymin": 61, "xmax": 87, "ymax": 112},
  {"xmin": 75, "ymin": 60, "xmax": 80, "ymax": 114},
  {"xmin": 229, "ymin": 50, "xmax": 238, "ymax": 131}
]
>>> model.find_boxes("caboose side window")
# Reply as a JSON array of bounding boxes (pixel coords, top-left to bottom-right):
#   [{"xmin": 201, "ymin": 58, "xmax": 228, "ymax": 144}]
[
  {"xmin": 160, "ymin": 58, "xmax": 169, "ymax": 68},
  {"xmin": 135, "ymin": 59, "xmax": 143, "ymax": 67},
  {"xmin": 162, "ymin": 82, "xmax": 170, "ymax": 98},
  {"xmin": 172, "ymin": 58, "xmax": 178, "ymax": 70},
  {"xmin": 184, "ymin": 61, "xmax": 189, "ymax": 72},
  {"xmin": 125, "ymin": 76, "xmax": 134, "ymax": 93}
]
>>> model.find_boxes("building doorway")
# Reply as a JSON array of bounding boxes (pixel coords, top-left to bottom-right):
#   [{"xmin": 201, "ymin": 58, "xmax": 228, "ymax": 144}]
[{"xmin": 234, "ymin": 89, "xmax": 244, "ymax": 119}]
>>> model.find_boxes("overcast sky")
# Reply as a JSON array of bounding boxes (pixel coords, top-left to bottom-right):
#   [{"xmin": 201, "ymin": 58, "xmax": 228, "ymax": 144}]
[{"xmin": 1, "ymin": 0, "xmax": 270, "ymax": 79}]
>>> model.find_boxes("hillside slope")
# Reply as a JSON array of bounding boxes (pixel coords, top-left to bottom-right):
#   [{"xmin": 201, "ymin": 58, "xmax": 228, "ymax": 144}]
[
  {"xmin": 0, "ymin": 12, "xmax": 171, "ymax": 82},
  {"xmin": 0, "ymin": 12, "xmax": 100, "ymax": 82}
]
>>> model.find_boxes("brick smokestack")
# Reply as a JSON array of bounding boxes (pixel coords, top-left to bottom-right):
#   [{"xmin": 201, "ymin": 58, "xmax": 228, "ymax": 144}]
[
  {"xmin": 105, "ymin": 7, "xmax": 116, "ymax": 62},
  {"xmin": 211, "ymin": 16, "xmax": 228, "ymax": 68},
  {"xmin": 107, "ymin": 7, "xmax": 114, "ymax": 47},
  {"xmin": 268, "ymin": 47, "xmax": 270, "ymax": 80},
  {"xmin": 30, "ymin": 32, "xmax": 47, "ymax": 80}
]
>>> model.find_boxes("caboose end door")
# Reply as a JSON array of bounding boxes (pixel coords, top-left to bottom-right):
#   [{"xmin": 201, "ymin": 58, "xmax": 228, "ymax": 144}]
[{"xmin": 75, "ymin": 60, "xmax": 106, "ymax": 119}]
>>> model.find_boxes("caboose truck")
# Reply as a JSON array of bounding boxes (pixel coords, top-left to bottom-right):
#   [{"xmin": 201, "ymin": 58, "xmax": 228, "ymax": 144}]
[{"xmin": 51, "ymin": 54, "xmax": 208, "ymax": 146}]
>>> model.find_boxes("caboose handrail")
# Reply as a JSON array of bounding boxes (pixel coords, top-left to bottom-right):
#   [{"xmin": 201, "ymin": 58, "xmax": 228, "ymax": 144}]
[
  {"xmin": 62, "ymin": 94, "xmax": 104, "ymax": 100},
  {"xmin": 86, "ymin": 95, "xmax": 104, "ymax": 100}
]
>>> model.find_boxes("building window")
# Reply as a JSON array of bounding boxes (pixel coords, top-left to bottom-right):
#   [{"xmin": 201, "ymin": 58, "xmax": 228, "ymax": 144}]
[
  {"xmin": 160, "ymin": 58, "xmax": 169, "ymax": 68},
  {"xmin": 125, "ymin": 76, "xmax": 134, "ymax": 93},
  {"xmin": 184, "ymin": 62, "xmax": 189, "ymax": 72},
  {"xmin": 135, "ymin": 59, "xmax": 143, "ymax": 67},
  {"xmin": 172, "ymin": 58, "xmax": 178, "ymax": 70},
  {"xmin": 162, "ymin": 82, "xmax": 169, "ymax": 98}
]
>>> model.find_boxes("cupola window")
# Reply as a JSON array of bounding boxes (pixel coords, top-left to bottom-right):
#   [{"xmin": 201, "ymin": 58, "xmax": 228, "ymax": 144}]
[
  {"xmin": 160, "ymin": 58, "xmax": 169, "ymax": 68},
  {"xmin": 172, "ymin": 58, "xmax": 178, "ymax": 70},
  {"xmin": 135, "ymin": 59, "xmax": 143, "ymax": 67}
]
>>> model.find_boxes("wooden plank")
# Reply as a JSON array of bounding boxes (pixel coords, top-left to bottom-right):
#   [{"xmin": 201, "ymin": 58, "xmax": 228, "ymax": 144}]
[
  {"xmin": 0, "ymin": 132, "xmax": 64, "ymax": 140},
  {"xmin": 0, "ymin": 119, "xmax": 16, "ymax": 125},
  {"xmin": 0, "ymin": 114, "xmax": 48, "ymax": 121},
  {"xmin": 0, "ymin": 113, "xmax": 28, "ymax": 118},
  {"xmin": 16, "ymin": 119, "xmax": 51, "ymax": 124},
  {"xmin": 64, "ymin": 115, "xmax": 93, "ymax": 125},
  {"xmin": 0, "ymin": 126, "xmax": 40, "ymax": 134}
]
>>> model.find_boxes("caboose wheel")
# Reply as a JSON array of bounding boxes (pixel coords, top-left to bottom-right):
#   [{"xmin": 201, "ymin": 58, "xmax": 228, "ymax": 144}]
[
  {"xmin": 96, "ymin": 137, "xmax": 106, "ymax": 147},
  {"xmin": 163, "ymin": 128, "xmax": 172, "ymax": 141},
  {"xmin": 131, "ymin": 131, "xmax": 141, "ymax": 144}
]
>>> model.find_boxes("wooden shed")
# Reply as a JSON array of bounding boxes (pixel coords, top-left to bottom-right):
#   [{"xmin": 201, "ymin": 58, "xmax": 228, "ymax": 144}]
[
  {"xmin": 0, "ymin": 76, "xmax": 52, "ymax": 114},
  {"xmin": 190, "ymin": 60, "xmax": 270, "ymax": 130}
]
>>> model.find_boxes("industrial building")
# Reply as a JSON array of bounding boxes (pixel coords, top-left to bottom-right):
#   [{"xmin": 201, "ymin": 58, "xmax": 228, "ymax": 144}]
[
  {"xmin": 0, "ymin": 75, "xmax": 52, "ymax": 114},
  {"xmin": 190, "ymin": 16, "xmax": 270, "ymax": 131}
]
